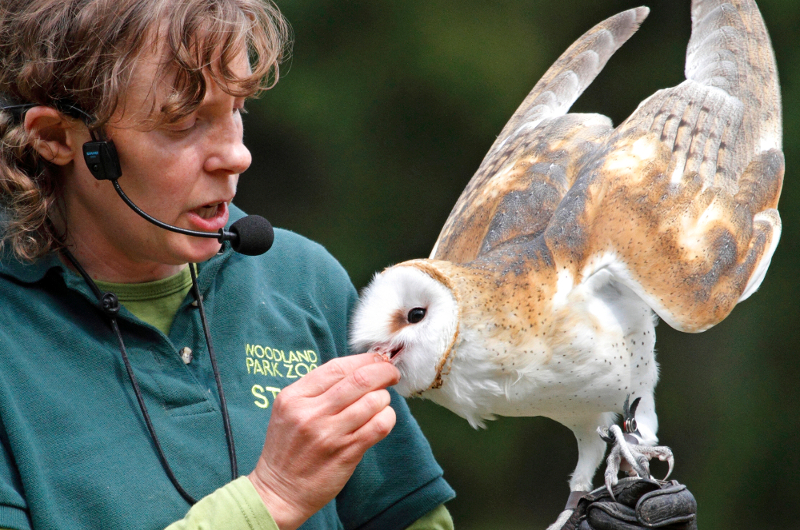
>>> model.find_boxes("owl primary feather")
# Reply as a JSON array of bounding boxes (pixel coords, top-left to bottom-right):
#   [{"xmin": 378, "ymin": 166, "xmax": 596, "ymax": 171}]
[{"xmin": 350, "ymin": 0, "xmax": 783, "ymax": 517}]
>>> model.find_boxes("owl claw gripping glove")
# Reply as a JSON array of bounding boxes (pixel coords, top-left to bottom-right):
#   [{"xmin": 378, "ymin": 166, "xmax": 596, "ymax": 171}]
[{"xmin": 563, "ymin": 477, "xmax": 697, "ymax": 530}]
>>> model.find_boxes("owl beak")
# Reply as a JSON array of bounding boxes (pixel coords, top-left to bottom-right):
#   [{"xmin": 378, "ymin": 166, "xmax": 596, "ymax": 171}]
[{"xmin": 367, "ymin": 343, "xmax": 404, "ymax": 363}]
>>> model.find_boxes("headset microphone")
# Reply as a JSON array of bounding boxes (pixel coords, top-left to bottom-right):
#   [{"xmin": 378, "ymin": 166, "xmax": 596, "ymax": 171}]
[
  {"xmin": 82, "ymin": 136, "xmax": 274, "ymax": 256},
  {"xmin": 0, "ymin": 101, "xmax": 272, "ymax": 254}
]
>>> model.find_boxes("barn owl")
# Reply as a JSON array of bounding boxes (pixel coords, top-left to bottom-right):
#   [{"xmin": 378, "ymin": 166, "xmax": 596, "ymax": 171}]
[{"xmin": 351, "ymin": 0, "xmax": 782, "ymax": 524}]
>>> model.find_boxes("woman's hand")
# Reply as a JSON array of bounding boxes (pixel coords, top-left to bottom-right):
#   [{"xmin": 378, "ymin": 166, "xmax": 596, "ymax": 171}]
[{"xmin": 248, "ymin": 353, "xmax": 400, "ymax": 530}]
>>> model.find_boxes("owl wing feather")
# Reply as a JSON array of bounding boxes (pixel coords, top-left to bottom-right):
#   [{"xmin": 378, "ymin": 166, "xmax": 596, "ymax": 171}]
[
  {"xmin": 542, "ymin": 0, "xmax": 783, "ymax": 332},
  {"xmin": 430, "ymin": 7, "xmax": 650, "ymax": 264}
]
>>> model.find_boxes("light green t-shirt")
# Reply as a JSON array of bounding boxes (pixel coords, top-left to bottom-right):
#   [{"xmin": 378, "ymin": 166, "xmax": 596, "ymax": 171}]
[{"xmin": 94, "ymin": 265, "xmax": 194, "ymax": 336}]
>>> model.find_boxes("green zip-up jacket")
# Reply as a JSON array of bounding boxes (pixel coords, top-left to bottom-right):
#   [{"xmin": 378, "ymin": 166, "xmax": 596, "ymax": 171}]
[{"xmin": 0, "ymin": 205, "xmax": 454, "ymax": 529}]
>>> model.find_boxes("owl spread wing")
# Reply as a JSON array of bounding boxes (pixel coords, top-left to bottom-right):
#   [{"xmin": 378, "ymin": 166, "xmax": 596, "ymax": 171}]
[
  {"xmin": 543, "ymin": 0, "xmax": 783, "ymax": 332},
  {"xmin": 430, "ymin": 7, "xmax": 650, "ymax": 264}
]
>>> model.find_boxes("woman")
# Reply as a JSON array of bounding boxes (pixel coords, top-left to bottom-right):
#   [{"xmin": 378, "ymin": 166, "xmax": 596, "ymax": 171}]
[{"xmin": 0, "ymin": 0, "xmax": 454, "ymax": 528}]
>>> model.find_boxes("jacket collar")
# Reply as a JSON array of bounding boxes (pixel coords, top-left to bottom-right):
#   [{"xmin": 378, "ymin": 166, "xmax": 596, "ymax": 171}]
[{"xmin": 0, "ymin": 248, "xmax": 63, "ymax": 284}]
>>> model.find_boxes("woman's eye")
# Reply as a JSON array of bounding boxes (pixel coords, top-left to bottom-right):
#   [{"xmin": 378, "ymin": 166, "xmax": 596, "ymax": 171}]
[{"xmin": 407, "ymin": 307, "xmax": 426, "ymax": 324}]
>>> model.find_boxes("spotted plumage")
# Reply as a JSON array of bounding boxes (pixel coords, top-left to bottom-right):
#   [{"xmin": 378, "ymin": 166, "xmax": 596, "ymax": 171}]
[{"xmin": 350, "ymin": 0, "xmax": 783, "ymax": 512}]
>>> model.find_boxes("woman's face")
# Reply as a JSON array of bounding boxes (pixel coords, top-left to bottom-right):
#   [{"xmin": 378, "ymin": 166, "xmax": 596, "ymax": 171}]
[{"xmin": 60, "ymin": 48, "xmax": 253, "ymax": 282}]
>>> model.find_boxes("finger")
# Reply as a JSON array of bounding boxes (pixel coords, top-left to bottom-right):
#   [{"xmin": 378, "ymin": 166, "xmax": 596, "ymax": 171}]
[
  {"xmin": 321, "ymin": 361, "xmax": 400, "ymax": 415},
  {"xmin": 337, "ymin": 388, "xmax": 393, "ymax": 434},
  {"xmin": 287, "ymin": 353, "xmax": 387, "ymax": 398},
  {"xmin": 349, "ymin": 404, "xmax": 397, "ymax": 453}
]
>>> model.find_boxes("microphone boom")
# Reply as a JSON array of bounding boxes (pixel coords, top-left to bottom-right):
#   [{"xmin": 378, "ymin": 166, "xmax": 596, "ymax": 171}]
[{"xmin": 111, "ymin": 180, "xmax": 274, "ymax": 256}]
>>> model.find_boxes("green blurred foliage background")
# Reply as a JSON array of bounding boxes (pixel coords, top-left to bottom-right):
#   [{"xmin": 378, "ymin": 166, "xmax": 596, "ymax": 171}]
[{"xmin": 235, "ymin": 1, "xmax": 799, "ymax": 528}]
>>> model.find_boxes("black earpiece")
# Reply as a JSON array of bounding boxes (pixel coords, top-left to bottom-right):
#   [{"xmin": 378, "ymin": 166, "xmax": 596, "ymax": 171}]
[
  {"xmin": 83, "ymin": 140, "xmax": 122, "ymax": 181},
  {"xmin": 52, "ymin": 103, "xmax": 121, "ymax": 182}
]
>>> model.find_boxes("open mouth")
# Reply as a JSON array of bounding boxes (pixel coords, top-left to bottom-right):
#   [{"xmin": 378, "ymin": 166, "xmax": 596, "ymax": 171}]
[
  {"xmin": 368, "ymin": 343, "xmax": 404, "ymax": 363},
  {"xmin": 388, "ymin": 344, "xmax": 403, "ymax": 359},
  {"xmin": 195, "ymin": 202, "xmax": 224, "ymax": 220},
  {"xmin": 187, "ymin": 201, "xmax": 230, "ymax": 231}
]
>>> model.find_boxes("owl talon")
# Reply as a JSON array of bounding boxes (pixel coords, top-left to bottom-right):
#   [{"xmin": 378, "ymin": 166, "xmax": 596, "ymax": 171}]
[
  {"xmin": 597, "ymin": 426, "xmax": 615, "ymax": 445},
  {"xmin": 601, "ymin": 425, "xmax": 674, "ymax": 496},
  {"xmin": 661, "ymin": 451, "xmax": 675, "ymax": 481}
]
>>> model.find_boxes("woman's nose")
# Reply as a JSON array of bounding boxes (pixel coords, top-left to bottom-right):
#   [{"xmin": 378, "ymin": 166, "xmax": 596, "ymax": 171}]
[{"xmin": 204, "ymin": 115, "xmax": 252, "ymax": 175}]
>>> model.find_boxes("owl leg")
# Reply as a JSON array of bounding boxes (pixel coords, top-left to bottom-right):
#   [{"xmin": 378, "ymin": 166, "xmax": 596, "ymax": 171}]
[
  {"xmin": 598, "ymin": 396, "xmax": 674, "ymax": 497},
  {"xmin": 545, "ymin": 413, "xmax": 616, "ymax": 530},
  {"xmin": 568, "ymin": 414, "xmax": 615, "ymax": 492}
]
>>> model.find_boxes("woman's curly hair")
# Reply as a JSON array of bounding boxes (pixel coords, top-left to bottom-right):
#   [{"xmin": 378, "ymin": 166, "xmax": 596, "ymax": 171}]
[{"xmin": 0, "ymin": 0, "xmax": 290, "ymax": 261}]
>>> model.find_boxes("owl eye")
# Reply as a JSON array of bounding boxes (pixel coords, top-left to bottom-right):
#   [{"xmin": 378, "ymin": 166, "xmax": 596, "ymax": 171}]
[{"xmin": 407, "ymin": 307, "xmax": 426, "ymax": 324}]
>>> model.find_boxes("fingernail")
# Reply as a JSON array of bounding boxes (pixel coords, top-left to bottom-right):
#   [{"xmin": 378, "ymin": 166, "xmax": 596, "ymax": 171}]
[{"xmin": 373, "ymin": 354, "xmax": 385, "ymax": 363}]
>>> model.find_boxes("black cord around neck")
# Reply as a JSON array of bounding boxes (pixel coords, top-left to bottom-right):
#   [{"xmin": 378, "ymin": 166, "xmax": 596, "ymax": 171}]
[
  {"xmin": 189, "ymin": 263, "xmax": 238, "ymax": 480},
  {"xmin": 61, "ymin": 249, "xmax": 237, "ymax": 505}
]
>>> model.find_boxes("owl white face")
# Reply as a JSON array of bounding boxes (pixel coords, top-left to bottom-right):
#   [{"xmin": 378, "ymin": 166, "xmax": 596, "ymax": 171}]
[{"xmin": 350, "ymin": 264, "xmax": 459, "ymax": 396}]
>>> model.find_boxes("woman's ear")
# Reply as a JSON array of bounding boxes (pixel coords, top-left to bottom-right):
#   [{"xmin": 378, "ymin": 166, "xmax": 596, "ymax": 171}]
[{"xmin": 23, "ymin": 106, "xmax": 83, "ymax": 166}]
